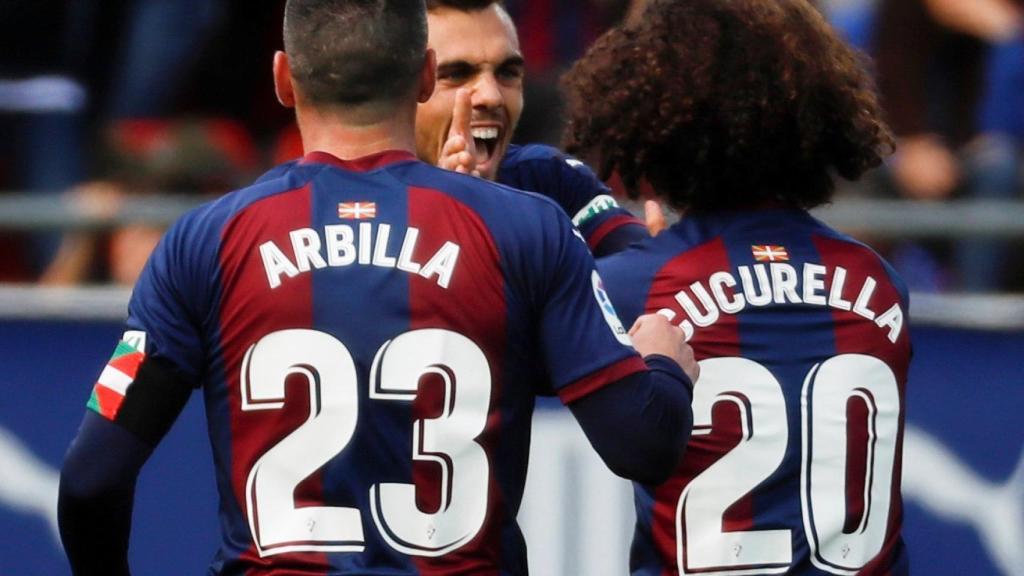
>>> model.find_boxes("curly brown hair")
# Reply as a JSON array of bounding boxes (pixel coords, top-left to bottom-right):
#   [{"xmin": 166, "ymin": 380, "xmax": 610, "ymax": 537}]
[{"xmin": 562, "ymin": 0, "xmax": 893, "ymax": 212}]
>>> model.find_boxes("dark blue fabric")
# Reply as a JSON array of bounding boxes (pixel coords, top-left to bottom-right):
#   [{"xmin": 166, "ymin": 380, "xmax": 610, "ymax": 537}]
[
  {"xmin": 569, "ymin": 354, "xmax": 693, "ymax": 485},
  {"xmin": 498, "ymin": 144, "xmax": 644, "ymax": 256},
  {"xmin": 59, "ymin": 411, "xmax": 154, "ymax": 576}
]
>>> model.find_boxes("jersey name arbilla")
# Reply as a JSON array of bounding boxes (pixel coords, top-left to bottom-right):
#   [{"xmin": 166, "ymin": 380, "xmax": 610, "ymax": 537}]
[
  {"xmin": 598, "ymin": 209, "xmax": 911, "ymax": 576},
  {"xmin": 121, "ymin": 150, "xmax": 644, "ymax": 575}
]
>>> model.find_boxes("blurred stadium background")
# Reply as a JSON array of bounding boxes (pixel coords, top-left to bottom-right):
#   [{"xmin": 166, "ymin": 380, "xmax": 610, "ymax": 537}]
[{"xmin": 2, "ymin": 0, "xmax": 1022, "ymax": 574}]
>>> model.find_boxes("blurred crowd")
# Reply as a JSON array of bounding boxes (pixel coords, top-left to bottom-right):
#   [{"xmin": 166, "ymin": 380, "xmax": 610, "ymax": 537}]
[{"xmin": 1, "ymin": 0, "xmax": 1022, "ymax": 291}]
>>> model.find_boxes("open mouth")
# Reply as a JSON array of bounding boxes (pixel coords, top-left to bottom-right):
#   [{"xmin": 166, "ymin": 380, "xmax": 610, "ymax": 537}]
[{"xmin": 470, "ymin": 126, "xmax": 501, "ymax": 166}]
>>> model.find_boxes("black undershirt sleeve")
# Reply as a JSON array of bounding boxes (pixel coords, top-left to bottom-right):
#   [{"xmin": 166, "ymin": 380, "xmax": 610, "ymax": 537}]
[{"xmin": 58, "ymin": 356, "xmax": 192, "ymax": 575}]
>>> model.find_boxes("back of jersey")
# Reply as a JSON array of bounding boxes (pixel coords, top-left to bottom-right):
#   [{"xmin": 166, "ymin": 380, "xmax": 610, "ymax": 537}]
[
  {"xmin": 126, "ymin": 150, "xmax": 643, "ymax": 575},
  {"xmin": 599, "ymin": 209, "xmax": 911, "ymax": 576}
]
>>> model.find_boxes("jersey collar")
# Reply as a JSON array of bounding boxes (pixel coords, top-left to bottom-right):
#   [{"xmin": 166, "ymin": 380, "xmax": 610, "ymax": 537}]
[{"xmin": 301, "ymin": 150, "xmax": 417, "ymax": 172}]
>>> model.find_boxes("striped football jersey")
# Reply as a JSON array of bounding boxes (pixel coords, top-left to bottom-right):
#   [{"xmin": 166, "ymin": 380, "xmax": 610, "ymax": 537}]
[
  {"xmin": 110, "ymin": 150, "xmax": 645, "ymax": 575},
  {"xmin": 599, "ymin": 209, "xmax": 911, "ymax": 576}
]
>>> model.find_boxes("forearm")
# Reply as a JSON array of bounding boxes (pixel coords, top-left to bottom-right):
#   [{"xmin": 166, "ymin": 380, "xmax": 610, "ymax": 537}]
[
  {"xmin": 569, "ymin": 354, "xmax": 693, "ymax": 485},
  {"xmin": 59, "ymin": 412, "xmax": 152, "ymax": 576}
]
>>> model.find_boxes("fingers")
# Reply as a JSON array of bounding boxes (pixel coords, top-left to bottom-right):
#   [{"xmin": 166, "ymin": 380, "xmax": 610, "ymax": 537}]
[
  {"xmin": 439, "ymin": 89, "xmax": 479, "ymax": 175},
  {"xmin": 439, "ymin": 135, "xmax": 477, "ymax": 174},
  {"xmin": 628, "ymin": 314, "xmax": 648, "ymax": 337},
  {"xmin": 644, "ymin": 200, "xmax": 667, "ymax": 237},
  {"xmin": 448, "ymin": 88, "xmax": 473, "ymax": 142}
]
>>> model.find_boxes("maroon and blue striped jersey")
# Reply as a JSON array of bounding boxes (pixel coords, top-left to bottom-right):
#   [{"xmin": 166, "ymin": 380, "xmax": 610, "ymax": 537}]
[
  {"xmin": 497, "ymin": 144, "xmax": 645, "ymax": 255},
  {"xmin": 120, "ymin": 150, "xmax": 645, "ymax": 575},
  {"xmin": 598, "ymin": 209, "xmax": 911, "ymax": 576}
]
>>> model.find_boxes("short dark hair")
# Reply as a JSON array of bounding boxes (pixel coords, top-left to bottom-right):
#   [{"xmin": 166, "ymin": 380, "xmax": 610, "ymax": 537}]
[
  {"xmin": 562, "ymin": 0, "xmax": 894, "ymax": 212},
  {"xmin": 425, "ymin": 0, "xmax": 500, "ymax": 11},
  {"xmin": 283, "ymin": 0, "xmax": 427, "ymax": 109}
]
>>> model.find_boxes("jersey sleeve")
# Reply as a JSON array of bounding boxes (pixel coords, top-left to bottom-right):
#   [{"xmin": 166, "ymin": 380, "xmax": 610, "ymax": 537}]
[
  {"xmin": 533, "ymin": 205, "xmax": 647, "ymax": 404},
  {"xmin": 87, "ymin": 212, "xmax": 213, "ymax": 427},
  {"xmin": 500, "ymin": 146, "xmax": 645, "ymax": 255},
  {"xmin": 559, "ymin": 160, "xmax": 645, "ymax": 255},
  {"xmin": 125, "ymin": 214, "xmax": 214, "ymax": 382}
]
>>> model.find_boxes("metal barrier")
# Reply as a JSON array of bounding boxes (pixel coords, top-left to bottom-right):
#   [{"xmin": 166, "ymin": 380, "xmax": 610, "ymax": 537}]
[{"xmin": 3, "ymin": 193, "xmax": 1024, "ymax": 238}]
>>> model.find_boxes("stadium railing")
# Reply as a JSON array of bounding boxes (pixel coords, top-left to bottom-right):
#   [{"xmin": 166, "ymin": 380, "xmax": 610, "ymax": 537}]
[{"xmin": 3, "ymin": 193, "xmax": 1024, "ymax": 238}]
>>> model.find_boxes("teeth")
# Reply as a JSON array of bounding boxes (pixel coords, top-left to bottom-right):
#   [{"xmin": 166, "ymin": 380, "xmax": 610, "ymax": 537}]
[{"xmin": 470, "ymin": 127, "xmax": 499, "ymax": 140}]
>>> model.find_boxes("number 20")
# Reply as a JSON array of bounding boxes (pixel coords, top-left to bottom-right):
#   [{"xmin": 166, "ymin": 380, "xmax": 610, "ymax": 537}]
[
  {"xmin": 678, "ymin": 355, "xmax": 901, "ymax": 576},
  {"xmin": 240, "ymin": 328, "xmax": 490, "ymax": 558}
]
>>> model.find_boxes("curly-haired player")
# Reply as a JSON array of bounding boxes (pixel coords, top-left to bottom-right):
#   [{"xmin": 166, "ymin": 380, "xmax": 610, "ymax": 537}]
[{"xmin": 564, "ymin": 0, "xmax": 911, "ymax": 574}]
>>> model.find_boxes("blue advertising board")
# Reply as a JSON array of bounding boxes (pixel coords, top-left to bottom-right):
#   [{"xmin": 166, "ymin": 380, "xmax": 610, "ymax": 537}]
[{"xmin": 1, "ymin": 316, "xmax": 1021, "ymax": 575}]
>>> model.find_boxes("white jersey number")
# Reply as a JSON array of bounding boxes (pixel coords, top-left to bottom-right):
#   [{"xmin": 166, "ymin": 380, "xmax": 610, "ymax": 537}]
[
  {"xmin": 240, "ymin": 328, "xmax": 490, "ymax": 558},
  {"xmin": 678, "ymin": 355, "xmax": 901, "ymax": 576}
]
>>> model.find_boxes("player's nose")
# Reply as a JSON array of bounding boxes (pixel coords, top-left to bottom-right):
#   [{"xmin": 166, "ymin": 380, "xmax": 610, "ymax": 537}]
[{"xmin": 470, "ymin": 73, "xmax": 503, "ymax": 111}]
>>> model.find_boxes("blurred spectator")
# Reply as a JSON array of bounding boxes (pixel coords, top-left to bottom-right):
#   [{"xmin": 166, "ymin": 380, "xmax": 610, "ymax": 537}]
[
  {"xmin": 2, "ymin": 0, "xmax": 232, "ymax": 279},
  {"xmin": 873, "ymin": 0, "xmax": 1024, "ymax": 291},
  {"xmin": 40, "ymin": 118, "xmax": 259, "ymax": 285},
  {"xmin": 101, "ymin": 0, "xmax": 226, "ymax": 119},
  {"xmin": 504, "ymin": 0, "xmax": 632, "ymax": 145},
  {"xmin": 1, "ymin": 0, "xmax": 89, "ymax": 278}
]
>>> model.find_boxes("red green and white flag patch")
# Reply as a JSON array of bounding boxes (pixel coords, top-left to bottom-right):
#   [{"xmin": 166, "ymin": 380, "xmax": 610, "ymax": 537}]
[{"xmin": 87, "ymin": 331, "xmax": 146, "ymax": 420}]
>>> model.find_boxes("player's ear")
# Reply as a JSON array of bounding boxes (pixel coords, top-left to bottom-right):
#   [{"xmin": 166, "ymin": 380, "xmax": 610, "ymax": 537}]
[
  {"xmin": 416, "ymin": 48, "xmax": 437, "ymax": 104},
  {"xmin": 273, "ymin": 51, "xmax": 296, "ymax": 109}
]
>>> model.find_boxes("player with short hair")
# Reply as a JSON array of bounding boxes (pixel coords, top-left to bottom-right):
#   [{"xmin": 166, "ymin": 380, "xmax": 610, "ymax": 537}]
[
  {"xmin": 562, "ymin": 0, "xmax": 911, "ymax": 574},
  {"xmin": 57, "ymin": 1, "xmax": 698, "ymax": 574},
  {"xmin": 415, "ymin": 0, "xmax": 650, "ymax": 256}
]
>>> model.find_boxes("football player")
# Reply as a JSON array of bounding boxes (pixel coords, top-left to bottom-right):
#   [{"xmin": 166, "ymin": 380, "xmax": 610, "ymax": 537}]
[
  {"xmin": 57, "ymin": 1, "xmax": 700, "ymax": 574},
  {"xmin": 415, "ymin": 0, "xmax": 653, "ymax": 256},
  {"xmin": 563, "ymin": 0, "xmax": 911, "ymax": 574}
]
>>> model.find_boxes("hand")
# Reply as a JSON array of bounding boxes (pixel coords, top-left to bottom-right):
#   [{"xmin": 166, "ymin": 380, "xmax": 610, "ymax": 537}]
[
  {"xmin": 924, "ymin": 0, "xmax": 1022, "ymax": 41},
  {"xmin": 70, "ymin": 180, "xmax": 124, "ymax": 221},
  {"xmin": 629, "ymin": 313, "xmax": 699, "ymax": 384},
  {"xmin": 438, "ymin": 89, "xmax": 480, "ymax": 176},
  {"xmin": 39, "ymin": 181, "xmax": 126, "ymax": 286},
  {"xmin": 644, "ymin": 200, "xmax": 667, "ymax": 236},
  {"xmin": 891, "ymin": 135, "xmax": 960, "ymax": 200}
]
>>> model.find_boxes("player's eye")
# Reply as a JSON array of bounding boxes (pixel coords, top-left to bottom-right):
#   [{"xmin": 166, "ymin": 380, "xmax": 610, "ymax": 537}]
[
  {"xmin": 497, "ymin": 63, "xmax": 525, "ymax": 84},
  {"xmin": 438, "ymin": 63, "xmax": 475, "ymax": 83}
]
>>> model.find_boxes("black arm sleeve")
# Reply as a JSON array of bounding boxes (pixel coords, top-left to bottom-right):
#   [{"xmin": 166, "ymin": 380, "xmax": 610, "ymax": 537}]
[
  {"xmin": 568, "ymin": 354, "xmax": 694, "ymax": 485},
  {"xmin": 58, "ymin": 356, "xmax": 192, "ymax": 575},
  {"xmin": 59, "ymin": 411, "xmax": 153, "ymax": 576}
]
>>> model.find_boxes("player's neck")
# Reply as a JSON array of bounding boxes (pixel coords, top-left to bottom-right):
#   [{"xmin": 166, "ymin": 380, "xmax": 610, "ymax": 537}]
[{"xmin": 295, "ymin": 103, "xmax": 417, "ymax": 160}]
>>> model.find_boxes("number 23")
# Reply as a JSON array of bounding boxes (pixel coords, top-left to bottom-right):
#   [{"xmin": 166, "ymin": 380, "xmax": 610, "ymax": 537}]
[{"xmin": 240, "ymin": 328, "xmax": 491, "ymax": 558}]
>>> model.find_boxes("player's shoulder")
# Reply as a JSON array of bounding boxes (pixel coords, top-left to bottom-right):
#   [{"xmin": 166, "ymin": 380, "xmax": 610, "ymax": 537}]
[
  {"xmin": 400, "ymin": 160, "xmax": 573, "ymax": 220},
  {"xmin": 500, "ymin": 143, "xmax": 592, "ymax": 176},
  {"xmin": 167, "ymin": 161, "xmax": 313, "ymax": 243},
  {"xmin": 501, "ymin": 143, "xmax": 562, "ymax": 165},
  {"xmin": 809, "ymin": 216, "xmax": 910, "ymax": 300}
]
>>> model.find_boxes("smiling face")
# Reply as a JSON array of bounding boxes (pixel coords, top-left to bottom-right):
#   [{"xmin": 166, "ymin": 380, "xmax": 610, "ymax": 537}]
[{"xmin": 416, "ymin": 4, "xmax": 525, "ymax": 181}]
